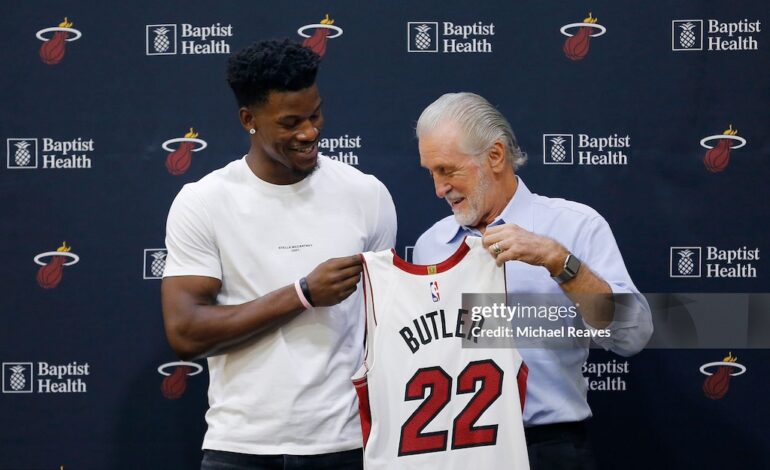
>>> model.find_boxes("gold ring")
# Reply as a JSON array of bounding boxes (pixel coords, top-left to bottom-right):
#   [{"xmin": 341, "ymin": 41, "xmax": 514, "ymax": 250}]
[{"xmin": 491, "ymin": 242, "xmax": 502, "ymax": 255}]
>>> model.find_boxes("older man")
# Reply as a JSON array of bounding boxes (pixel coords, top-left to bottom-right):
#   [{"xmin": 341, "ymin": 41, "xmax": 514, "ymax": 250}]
[{"xmin": 413, "ymin": 92, "xmax": 652, "ymax": 469}]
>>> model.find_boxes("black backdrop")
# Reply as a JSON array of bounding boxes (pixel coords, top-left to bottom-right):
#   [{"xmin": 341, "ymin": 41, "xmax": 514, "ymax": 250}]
[{"xmin": 2, "ymin": 1, "xmax": 769, "ymax": 469}]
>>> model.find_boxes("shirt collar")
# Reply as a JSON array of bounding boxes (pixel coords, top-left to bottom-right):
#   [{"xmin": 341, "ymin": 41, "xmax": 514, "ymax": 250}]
[{"xmin": 438, "ymin": 176, "xmax": 536, "ymax": 245}]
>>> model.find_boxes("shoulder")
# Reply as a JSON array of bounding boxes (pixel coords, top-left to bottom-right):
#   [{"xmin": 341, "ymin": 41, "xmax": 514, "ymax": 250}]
[
  {"xmin": 180, "ymin": 158, "xmax": 244, "ymax": 198},
  {"xmin": 529, "ymin": 191, "xmax": 603, "ymax": 224},
  {"xmin": 170, "ymin": 158, "xmax": 246, "ymax": 216}
]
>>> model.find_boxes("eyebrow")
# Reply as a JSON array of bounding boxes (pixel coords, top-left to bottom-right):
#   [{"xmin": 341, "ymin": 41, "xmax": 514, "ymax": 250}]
[{"xmin": 277, "ymin": 101, "xmax": 323, "ymax": 121}]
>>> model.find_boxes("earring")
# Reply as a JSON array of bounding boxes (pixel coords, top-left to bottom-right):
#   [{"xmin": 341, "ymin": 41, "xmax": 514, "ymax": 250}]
[{"xmin": 249, "ymin": 128, "xmax": 256, "ymax": 135}]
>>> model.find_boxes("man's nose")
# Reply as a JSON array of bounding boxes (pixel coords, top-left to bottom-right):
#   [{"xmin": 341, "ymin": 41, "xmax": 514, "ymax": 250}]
[
  {"xmin": 433, "ymin": 175, "xmax": 451, "ymax": 199},
  {"xmin": 296, "ymin": 122, "xmax": 319, "ymax": 141}
]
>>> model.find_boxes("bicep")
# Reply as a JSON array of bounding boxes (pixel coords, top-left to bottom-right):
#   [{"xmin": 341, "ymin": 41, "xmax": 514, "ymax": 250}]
[{"xmin": 161, "ymin": 275, "xmax": 221, "ymax": 324}]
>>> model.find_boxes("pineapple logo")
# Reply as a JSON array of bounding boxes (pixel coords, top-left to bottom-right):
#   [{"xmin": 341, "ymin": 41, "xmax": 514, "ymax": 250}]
[
  {"xmin": 153, "ymin": 27, "xmax": 171, "ymax": 53},
  {"xmin": 7, "ymin": 138, "xmax": 39, "ymax": 169},
  {"xmin": 9, "ymin": 366, "xmax": 26, "ymax": 391},
  {"xmin": 550, "ymin": 137, "xmax": 567, "ymax": 162},
  {"xmin": 543, "ymin": 134, "xmax": 574, "ymax": 164},
  {"xmin": 144, "ymin": 248, "xmax": 168, "ymax": 279},
  {"xmin": 146, "ymin": 24, "xmax": 177, "ymax": 55},
  {"xmin": 677, "ymin": 250, "xmax": 695, "ymax": 275},
  {"xmin": 679, "ymin": 23, "xmax": 696, "ymax": 48},
  {"xmin": 408, "ymin": 22, "xmax": 438, "ymax": 52},
  {"xmin": 672, "ymin": 20, "xmax": 703, "ymax": 51},
  {"xmin": 2, "ymin": 363, "xmax": 34, "ymax": 393},
  {"xmin": 14, "ymin": 142, "xmax": 32, "ymax": 166},
  {"xmin": 671, "ymin": 247, "xmax": 702, "ymax": 278},
  {"xmin": 297, "ymin": 14, "xmax": 343, "ymax": 58}
]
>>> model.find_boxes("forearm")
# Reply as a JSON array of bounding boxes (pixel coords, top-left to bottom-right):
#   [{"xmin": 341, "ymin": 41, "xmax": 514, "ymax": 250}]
[
  {"xmin": 543, "ymin": 247, "xmax": 614, "ymax": 329},
  {"xmin": 559, "ymin": 268, "xmax": 615, "ymax": 329},
  {"xmin": 163, "ymin": 284, "xmax": 305, "ymax": 360}
]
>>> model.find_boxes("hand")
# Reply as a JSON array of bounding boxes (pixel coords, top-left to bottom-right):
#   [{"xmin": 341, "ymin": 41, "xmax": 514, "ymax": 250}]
[
  {"xmin": 481, "ymin": 224, "xmax": 568, "ymax": 274},
  {"xmin": 305, "ymin": 255, "xmax": 363, "ymax": 307}
]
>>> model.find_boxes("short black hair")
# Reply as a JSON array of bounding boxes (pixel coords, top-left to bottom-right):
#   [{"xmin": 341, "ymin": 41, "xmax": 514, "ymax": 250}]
[{"xmin": 226, "ymin": 39, "xmax": 321, "ymax": 108}]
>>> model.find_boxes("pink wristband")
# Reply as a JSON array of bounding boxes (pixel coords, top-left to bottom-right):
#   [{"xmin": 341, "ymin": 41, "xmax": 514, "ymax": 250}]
[{"xmin": 294, "ymin": 279, "xmax": 313, "ymax": 310}]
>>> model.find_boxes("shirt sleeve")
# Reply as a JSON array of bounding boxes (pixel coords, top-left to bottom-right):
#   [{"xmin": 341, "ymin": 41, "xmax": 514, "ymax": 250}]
[
  {"xmin": 576, "ymin": 216, "xmax": 653, "ymax": 356},
  {"xmin": 364, "ymin": 179, "xmax": 398, "ymax": 252},
  {"xmin": 163, "ymin": 185, "xmax": 222, "ymax": 279}
]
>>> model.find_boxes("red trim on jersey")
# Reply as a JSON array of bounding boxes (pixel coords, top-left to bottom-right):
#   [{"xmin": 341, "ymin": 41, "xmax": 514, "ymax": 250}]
[
  {"xmin": 353, "ymin": 377, "xmax": 372, "ymax": 447},
  {"xmin": 361, "ymin": 254, "xmax": 377, "ymax": 326},
  {"xmin": 517, "ymin": 362, "xmax": 529, "ymax": 412},
  {"xmin": 391, "ymin": 237, "xmax": 471, "ymax": 275}
]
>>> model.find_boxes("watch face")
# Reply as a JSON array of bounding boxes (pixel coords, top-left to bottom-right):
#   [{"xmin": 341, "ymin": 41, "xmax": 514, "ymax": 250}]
[{"xmin": 565, "ymin": 255, "xmax": 581, "ymax": 276}]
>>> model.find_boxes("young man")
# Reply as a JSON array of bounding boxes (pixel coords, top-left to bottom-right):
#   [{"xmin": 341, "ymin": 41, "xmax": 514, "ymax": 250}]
[
  {"xmin": 413, "ymin": 92, "xmax": 652, "ymax": 469},
  {"xmin": 161, "ymin": 39, "xmax": 397, "ymax": 470}
]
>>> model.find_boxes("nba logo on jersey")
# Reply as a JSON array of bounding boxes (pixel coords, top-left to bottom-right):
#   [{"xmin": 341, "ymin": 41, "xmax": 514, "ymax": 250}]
[{"xmin": 430, "ymin": 280, "xmax": 440, "ymax": 302}]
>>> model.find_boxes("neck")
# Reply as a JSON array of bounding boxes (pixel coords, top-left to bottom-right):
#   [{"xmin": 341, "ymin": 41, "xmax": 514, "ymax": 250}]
[{"xmin": 245, "ymin": 148, "xmax": 307, "ymax": 185}]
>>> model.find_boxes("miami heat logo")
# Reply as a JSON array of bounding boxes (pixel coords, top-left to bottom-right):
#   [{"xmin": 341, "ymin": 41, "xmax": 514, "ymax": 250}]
[
  {"xmin": 34, "ymin": 241, "xmax": 80, "ymax": 289},
  {"xmin": 700, "ymin": 125, "xmax": 746, "ymax": 173},
  {"xmin": 560, "ymin": 13, "xmax": 606, "ymax": 61},
  {"xmin": 162, "ymin": 128, "xmax": 207, "ymax": 175},
  {"xmin": 158, "ymin": 361, "xmax": 203, "ymax": 399},
  {"xmin": 700, "ymin": 352, "xmax": 745, "ymax": 400},
  {"xmin": 36, "ymin": 18, "xmax": 82, "ymax": 65},
  {"xmin": 298, "ymin": 14, "xmax": 343, "ymax": 57}
]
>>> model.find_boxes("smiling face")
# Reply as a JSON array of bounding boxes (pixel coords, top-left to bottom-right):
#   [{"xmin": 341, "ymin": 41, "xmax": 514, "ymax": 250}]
[
  {"xmin": 419, "ymin": 123, "xmax": 494, "ymax": 228},
  {"xmin": 248, "ymin": 84, "xmax": 324, "ymax": 183}
]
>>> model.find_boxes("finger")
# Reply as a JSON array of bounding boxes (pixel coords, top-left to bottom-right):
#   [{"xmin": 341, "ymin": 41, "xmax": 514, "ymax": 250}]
[
  {"xmin": 337, "ymin": 285, "xmax": 357, "ymax": 302},
  {"xmin": 335, "ymin": 265, "xmax": 363, "ymax": 281},
  {"xmin": 338, "ymin": 274, "xmax": 362, "ymax": 290},
  {"xmin": 482, "ymin": 229, "xmax": 511, "ymax": 248},
  {"xmin": 484, "ymin": 224, "xmax": 505, "ymax": 236},
  {"xmin": 332, "ymin": 255, "xmax": 363, "ymax": 268}
]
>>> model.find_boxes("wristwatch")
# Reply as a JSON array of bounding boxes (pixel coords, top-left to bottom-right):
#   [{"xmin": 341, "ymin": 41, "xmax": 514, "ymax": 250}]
[{"xmin": 553, "ymin": 253, "xmax": 581, "ymax": 284}]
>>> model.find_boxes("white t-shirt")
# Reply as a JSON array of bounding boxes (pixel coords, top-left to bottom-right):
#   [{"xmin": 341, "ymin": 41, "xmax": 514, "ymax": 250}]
[{"xmin": 164, "ymin": 155, "xmax": 397, "ymax": 455}]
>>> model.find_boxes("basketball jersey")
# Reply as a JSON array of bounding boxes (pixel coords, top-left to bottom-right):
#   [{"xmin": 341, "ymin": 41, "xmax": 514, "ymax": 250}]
[{"xmin": 352, "ymin": 236, "xmax": 530, "ymax": 469}]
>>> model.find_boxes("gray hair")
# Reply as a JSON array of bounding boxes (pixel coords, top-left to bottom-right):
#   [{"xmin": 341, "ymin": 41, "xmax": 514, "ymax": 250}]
[{"xmin": 416, "ymin": 92, "xmax": 527, "ymax": 170}]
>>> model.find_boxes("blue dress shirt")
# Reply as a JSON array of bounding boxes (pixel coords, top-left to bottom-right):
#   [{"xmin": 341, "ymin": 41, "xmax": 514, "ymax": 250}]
[{"xmin": 413, "ymin": 177, "xmax": 653, "ymax": 426}]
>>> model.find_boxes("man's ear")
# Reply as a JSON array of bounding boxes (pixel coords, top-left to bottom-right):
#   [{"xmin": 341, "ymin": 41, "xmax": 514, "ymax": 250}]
[
  {"xmin": 486, "ymin": 140, "xmax": 507, "ymax": 174},
  {"xmin": 239, "ymin": 106, "xmax": 255, "ymax": 132}
]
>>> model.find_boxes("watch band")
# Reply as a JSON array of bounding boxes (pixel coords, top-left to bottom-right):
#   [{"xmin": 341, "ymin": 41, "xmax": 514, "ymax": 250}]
[{"xmin": 553, "ymin": 254, "xmax": 581, "ymax": 284}]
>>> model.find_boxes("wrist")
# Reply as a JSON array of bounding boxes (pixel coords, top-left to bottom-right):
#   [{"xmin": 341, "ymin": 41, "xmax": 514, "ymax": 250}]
[
  {"xmin": 546, "ymin": 244, "xmax": 570, "ymax": 277},
  {"xmin": 294, "ymin": 277, "xmax": 315, "ymax": 309}
]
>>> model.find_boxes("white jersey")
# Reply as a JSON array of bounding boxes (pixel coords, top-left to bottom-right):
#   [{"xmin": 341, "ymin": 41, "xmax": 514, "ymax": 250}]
[{"xmin": 352, "ymin": 236, "xmax": 529, "ymax": 469}]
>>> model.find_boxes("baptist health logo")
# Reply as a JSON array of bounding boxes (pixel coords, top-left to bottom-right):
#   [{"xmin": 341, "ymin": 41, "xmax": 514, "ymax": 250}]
[
  {"xmin": 408, "ymin": 21, "xmax": 495, "ymax": 53},
  {"xmin": 146, "ymin": 23, "xmax": 233, "ymax": 55},
  {"xmin": 3, "ymin": 361, "xmax": 89, "ymax": 394},
  {"xmin": 7, "ymin": 138, "xmax": 93, "ymax": 169},
  {"xmin": 671, "ymin": 246, "xmax": 759, "ymax": 278},
  {"xmin": 543, "ymin": 133, "xmax": 629, "ymax": 165},
  {"xmin": 672, "ymin": 19, "xmax": 760, "ymax": 51},
  {"xmin": 318, "ymin": 134, "xmax": 361, "ymax": 166},
  {"xmin": 144, "ymin": 248, "xmax": 167, "ymax": 279}
]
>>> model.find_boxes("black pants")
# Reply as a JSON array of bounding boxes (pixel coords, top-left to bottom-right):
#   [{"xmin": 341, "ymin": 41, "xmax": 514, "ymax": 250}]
[
  {"xmin": 526, "ymin": 421, "xmax": 598, "ymax": 470},
  {"xmin": 201, "ymin": 448, "xmax": 363, "ymax": 470}
]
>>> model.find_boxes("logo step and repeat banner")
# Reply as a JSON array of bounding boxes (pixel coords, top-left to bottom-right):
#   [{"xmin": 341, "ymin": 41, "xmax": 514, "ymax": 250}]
[{"xmin": 2, "ymin": 2, "xmax": 768, "ymax": 469}]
